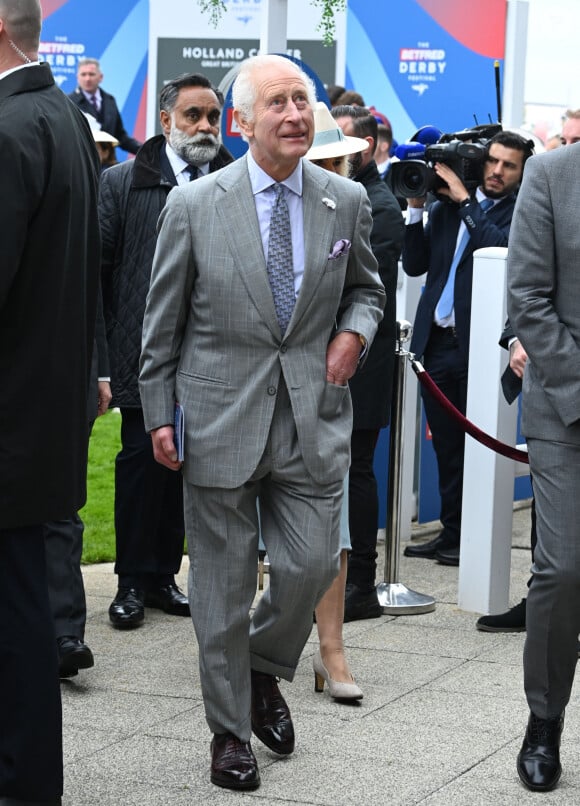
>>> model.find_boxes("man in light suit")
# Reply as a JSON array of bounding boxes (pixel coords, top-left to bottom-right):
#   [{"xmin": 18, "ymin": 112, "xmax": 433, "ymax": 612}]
[
  {"xmin": 508, "ymin": 142, "xmax": 580, "ymax": 792},
  {"xmin": 139, "ymin": 54, "xmax": 384, "ymax": 791}
]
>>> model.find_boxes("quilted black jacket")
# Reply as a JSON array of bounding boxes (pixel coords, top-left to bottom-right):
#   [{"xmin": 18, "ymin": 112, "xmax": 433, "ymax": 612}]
[{"xmin": 99, "ymin": 134, "xmax": 233, "ymax": 407}]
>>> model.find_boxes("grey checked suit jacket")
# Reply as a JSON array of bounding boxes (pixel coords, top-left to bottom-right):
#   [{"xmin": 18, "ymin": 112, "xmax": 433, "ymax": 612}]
[
  {"xmin": 507, "ymin": 142, "xmax": 580, "ymax": 444},
  {"xmin": 139, "ymin": 156, "xmax": 385, "ymax": 488}
]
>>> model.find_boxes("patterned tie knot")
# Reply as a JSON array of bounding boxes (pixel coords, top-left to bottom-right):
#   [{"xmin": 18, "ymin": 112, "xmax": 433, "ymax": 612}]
[{"xmin": 480, "ymin": 198, "xmax": 494, "ymax": 212}]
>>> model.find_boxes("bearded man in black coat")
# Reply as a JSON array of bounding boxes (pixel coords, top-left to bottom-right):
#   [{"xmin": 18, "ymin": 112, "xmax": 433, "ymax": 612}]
[{"xmin": 99, "ymin": 73, "xmax": 233, "ymax": 630}]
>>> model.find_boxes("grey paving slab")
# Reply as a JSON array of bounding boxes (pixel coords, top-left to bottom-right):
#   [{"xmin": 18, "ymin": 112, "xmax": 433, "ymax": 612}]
[{"xmin": 58, "ymin": 502, "xmax": 580, "ymax": 805}]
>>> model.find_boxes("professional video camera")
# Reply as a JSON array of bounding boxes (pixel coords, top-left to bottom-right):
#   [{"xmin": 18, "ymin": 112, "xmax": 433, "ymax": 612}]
[{"xmin": 389, "ymin": 123, "xmax": 502, "ymax": 200}]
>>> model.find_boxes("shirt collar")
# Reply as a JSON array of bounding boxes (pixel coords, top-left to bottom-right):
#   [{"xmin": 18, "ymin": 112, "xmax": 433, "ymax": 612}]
[
  {"xmin": 0, "ymin": 61, "xmax": 40, "ymax": 82},
  {"xmin": 165, "ymin": 142, "xmax": 209, "ymax": 178},
  {"xmin": 81, "ymin": 87, "xmax": 101, "ymax": 103},
  {"xmin": 246, "ymin": 150, "xmax": 303, "ymax": 198},
  {"xmin": 476, "ymin": 187, "xmax": 498, "ymax": 208}
]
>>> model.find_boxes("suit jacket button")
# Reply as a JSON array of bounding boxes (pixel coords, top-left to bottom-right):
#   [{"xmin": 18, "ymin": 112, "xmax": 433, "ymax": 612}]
[
  {"xmin": 280, "ymin": 345, "xmax": 288, "ymax": 354},
  {"xmin": 267, "ymin": 386, "xmax": 277, "ymax": 396}
]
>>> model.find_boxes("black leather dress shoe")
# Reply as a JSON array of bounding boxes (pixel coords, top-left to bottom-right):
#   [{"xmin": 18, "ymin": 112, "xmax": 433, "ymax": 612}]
[
  {"xmin": 144, "ymin": 583, "xmax": 190, "ymax": 616},
  {"xmin": 344, "ymin": 583, "xmax": 382, "ymax": 623},
  {"xmin": 517, "ymin": 711, "xmax": 563, "ymax": 791},
  {"xmin": 435, "ymin": 545, "xmax": 460, "ymax": 566},
  {"xmin": 477, "ymin": 598, "xmax": 526, "ymax": 632},
  {"xmin": 108, "ymin": 587, "xmax": 144, "ymax": 629},
  {"xmin": 250, "ymin": 670, "xmax": 295, "ymax": 755},
  {"xmin": 404, "ymin": 534, "xmax": 457, "ymax": 559},
  {"xmin": 57, "ymin": 635, "xmax": 94, "ymax": 678},
  {"xmin": 210, "ymin": 732, "xmax": 260, "ymax": 790}
]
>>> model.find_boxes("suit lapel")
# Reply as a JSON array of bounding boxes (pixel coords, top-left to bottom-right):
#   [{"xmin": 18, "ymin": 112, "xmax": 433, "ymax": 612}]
[{"xmin": 215, "ymin": 157, "xmax": 280, "ymax": 335}]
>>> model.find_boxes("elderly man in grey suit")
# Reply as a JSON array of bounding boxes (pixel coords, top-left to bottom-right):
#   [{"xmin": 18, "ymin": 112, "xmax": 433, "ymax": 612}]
[
  {"xmin": 508, "ymin": 141, "xmax": 580, "ymax": 792},
  {"xmin": 139, "ymin": 54, "xmax": 384, "ymax": 791}
]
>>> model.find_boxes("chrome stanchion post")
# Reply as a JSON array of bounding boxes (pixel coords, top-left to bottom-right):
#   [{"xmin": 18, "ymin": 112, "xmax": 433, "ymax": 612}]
[{"xmin": 376, "ymin": 320, "xmax": 436, "ymax": 615}]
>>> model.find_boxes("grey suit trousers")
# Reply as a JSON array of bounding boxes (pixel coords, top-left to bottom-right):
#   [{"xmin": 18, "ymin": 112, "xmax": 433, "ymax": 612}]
[
  {"xmin": 524, "ymin": 437, "xmax": 580, "ymax": 718},
  {"xmin": 184, "ymin": 380, "xmax": 343, "ymax": 740}
]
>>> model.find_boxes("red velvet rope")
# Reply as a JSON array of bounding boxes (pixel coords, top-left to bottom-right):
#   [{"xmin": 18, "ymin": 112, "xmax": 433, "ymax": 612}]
[{"xmin": 410, "ymin": 359, "xmax": 530, "ymax": 465}]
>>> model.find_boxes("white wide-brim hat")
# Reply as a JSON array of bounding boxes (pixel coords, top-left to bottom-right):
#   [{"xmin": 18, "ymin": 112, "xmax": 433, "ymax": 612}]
[
  {"xmin": 93, "ymin": 129, "xmax": 119, "ymax": 146},
  {"xmin": 306, "ymin": 101, "xmax": 368, "ymax": 160}
]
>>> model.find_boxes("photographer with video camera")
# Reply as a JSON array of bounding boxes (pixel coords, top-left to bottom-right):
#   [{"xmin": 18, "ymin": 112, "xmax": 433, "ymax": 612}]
[{"xmin": 401, "ymin": 130, "xmax": 533, "ymax": 566}]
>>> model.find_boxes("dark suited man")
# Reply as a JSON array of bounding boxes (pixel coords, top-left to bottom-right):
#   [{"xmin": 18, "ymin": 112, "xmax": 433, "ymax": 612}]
[
  {"xmin": 67, "ymin": 57, "xmax": 142, "ymax": 155},
  {"xmin": 99, "ymin": 73, "xmax": 233, "ymax": 629},
  {"xmin": 402, "ymin": 131, "xmax": 531, "ymax": 566},
  {"xmin": 508, "ymin": 141, "xmax": 580, "ymax": 792},
  {"xmin": 0, "ymin": 0, "xmax": 100, "ymax": 802},
  {"xmin": 331, "ymin": 105, "xmax": 404, "ymax": 621},
  {"xmin": 139, "ymin": 55, "xmax": 384, "ymax": 791},
  {"xmin": 44, "ymin": 290, "xmax": 111, "ymax": 678}
]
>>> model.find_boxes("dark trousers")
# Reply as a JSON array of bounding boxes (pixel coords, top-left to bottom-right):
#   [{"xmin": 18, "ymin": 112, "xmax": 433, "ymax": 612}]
[
  {"xmin": 44, "ymin": 420, "xmax": 94, "ymax": 640},
  {"xmin": 0, "ymin": 525, "xmax": 63, "ymax": 801},
  {"xmin": 44, "ymin": 514, "xmax": 86, "ymax": 639},
  {"xmin": 347, "ymin": 428, "xmax": 380, "ymax": 591},
  {"xmin": 114, "ymin": 407, "xmax": 185, "ymax": 589},
  {"xmin": 421, "ymin": 327, "xmax": 468, "ymax": 546}
]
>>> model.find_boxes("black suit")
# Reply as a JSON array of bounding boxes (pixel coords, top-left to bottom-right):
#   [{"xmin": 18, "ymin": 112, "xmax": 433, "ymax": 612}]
[
  {"xmin": 44, "ymin": 286, "xmax": 110, "ymax": 642},
  {"xmin": 68, "ymin": 85, "xmax": 142, "ymax": 154},
  {"xmin": 402, "ymin": 193, "xmax": 516, "ymax": 545},
  {"xmin": 347, "ymin": 161, "xmax": 404, "ymax": 590},
  {"xmin": 0, "ymin": 63, "xmax": 100, "ymax": 802}
]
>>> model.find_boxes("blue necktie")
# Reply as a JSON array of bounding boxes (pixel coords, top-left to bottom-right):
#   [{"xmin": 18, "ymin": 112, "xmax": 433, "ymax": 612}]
[
  {"xmin": 436, "ymin": 198, "xmax": 494, "ymax": 320},
  {"xmin": 266, "ymin": 184, "xmax": 295, "ymax": 335}
]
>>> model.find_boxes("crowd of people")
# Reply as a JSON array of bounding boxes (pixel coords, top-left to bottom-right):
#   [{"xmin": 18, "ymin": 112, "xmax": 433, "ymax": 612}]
[{"xmin": 2, "ymin": 0, "xmax": 579, "ymax": 801}]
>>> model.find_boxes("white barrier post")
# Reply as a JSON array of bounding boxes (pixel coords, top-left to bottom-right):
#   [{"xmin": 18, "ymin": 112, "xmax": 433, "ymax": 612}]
[{"xmin": 458, "ymin": 247, "xmax": 519, "ymax": 614}]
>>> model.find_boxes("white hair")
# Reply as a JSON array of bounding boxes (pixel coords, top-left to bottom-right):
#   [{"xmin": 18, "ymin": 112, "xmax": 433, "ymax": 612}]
[{"xmin": 232, "ymin": 54, "xmax": 317, "ymax": 124}]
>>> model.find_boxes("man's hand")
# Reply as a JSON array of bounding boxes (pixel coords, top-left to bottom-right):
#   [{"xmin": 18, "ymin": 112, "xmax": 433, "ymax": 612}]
[
  {"xmin": 96, "ymin": 381, "xmax": 112, "ymax": 417},
  {"xmin": 433, "ymin": 162, "xmax": 469, "ymax": 204},
  {"xmin": 150, "ymin": 425, "xmax": 182, "ymax": 471},
  {"xmin": 509, "ymin": 339, "xmax": 528, "ymax": 378},
  {"xmin": 326, "ymin": 331, "xmax": 362, "ymax": 386}
]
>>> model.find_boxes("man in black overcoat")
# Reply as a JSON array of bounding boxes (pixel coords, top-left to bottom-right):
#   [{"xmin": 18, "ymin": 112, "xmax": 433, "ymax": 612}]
[
  {"xmin": 0, "ymin": 1, "xmax": 100, "ymax": 802},
  {"xmin": 332, "ymin": 105, "xmax": 405, "ymax": 621}
]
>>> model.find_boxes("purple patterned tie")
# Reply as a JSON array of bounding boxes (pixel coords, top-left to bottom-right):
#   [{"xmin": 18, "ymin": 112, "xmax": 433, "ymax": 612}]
[
  {"xmin": 266, "ymin": 184, "xmax": 295, "ymax": 335},
  {"xmin": 89, "ymin": 93, "xmax": 98, "ymax": 112}
]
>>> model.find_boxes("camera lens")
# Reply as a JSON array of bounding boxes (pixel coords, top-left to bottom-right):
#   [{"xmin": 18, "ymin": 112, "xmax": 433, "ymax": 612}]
[{"xmin": 402, "ymin": 165, "xmax": 425, "ymax": 194}]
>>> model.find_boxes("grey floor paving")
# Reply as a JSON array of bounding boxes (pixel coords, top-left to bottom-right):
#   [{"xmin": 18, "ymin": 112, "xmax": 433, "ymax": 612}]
[{"xmin": 62, "ymin": 501, "xmax": 580, "ymax": 805}]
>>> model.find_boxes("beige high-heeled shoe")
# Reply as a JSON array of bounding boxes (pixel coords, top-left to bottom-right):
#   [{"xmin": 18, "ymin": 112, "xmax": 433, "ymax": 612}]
[{"xmin": 313, "ymin": 649, "xmax": 363, "ymax": 701}]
